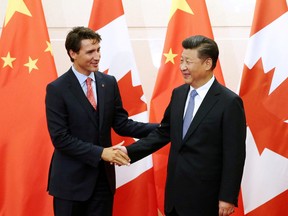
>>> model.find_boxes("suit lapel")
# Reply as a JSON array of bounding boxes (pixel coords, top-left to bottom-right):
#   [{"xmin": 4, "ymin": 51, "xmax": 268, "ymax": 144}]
[
  {"xmin": 182, "ymin": 80, "xmax": 221, "ymax": 142},
  {"xmin": 176, "ymin": 85, "xmax": 190, "ymax": 140},
  {"xmin": 95, "ymin": 72, "xmax": 105, "ymax": 130},
  {"xmin": 67, "ymin": 70, "xmax": 98, "ymax": 126}
]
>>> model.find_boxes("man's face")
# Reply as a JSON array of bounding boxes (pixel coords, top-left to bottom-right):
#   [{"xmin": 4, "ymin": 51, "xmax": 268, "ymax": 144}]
[
  {"xmin": 70, "ymin": 39, "xmax": 101, "ymax": 76},
  {"xmin": 180, "ymin": 48, "xmax": 212, "ymax": 89}
]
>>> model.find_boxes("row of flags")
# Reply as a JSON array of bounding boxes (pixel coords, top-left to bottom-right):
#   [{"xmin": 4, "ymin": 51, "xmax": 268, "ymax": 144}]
[{"xmin": 0, "ymin": 0, "xmax": 287, "ymax": 215}]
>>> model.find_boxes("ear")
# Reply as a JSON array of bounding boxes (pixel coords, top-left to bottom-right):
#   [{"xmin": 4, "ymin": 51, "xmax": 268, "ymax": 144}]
[
  {"xmin": 69, "ymin": 49, "xmax": 77, "ymax": 61},
  {"xmin": 204, "ymin": 58, "xmax": 213, "ymax": 71}
]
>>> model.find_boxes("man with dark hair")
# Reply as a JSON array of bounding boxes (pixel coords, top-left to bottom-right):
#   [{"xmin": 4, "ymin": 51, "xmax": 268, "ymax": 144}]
[
  {"xmin": 45, "ymin": 26, "xmax": 157, "ymax": 216},
  {"xmin": 119, "ymin": 35, "xmax": 246, "ymax": 216}
]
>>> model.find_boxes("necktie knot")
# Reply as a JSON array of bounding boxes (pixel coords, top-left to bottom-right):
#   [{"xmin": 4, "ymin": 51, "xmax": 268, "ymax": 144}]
[
  {"xmin": 86, "ymin": 77, "xmax": 97, "ymax": 110},
  {"xmin": 86, "ymin": 77, "xmax": 92, "ymax": 85},
  {"xmin": 190, "ymin": 89, "xmax": 198, "ymax": 99}
]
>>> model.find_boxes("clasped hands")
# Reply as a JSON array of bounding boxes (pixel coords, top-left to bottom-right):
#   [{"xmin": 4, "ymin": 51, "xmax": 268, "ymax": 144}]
[{"xmin": 101, "ymin": 145, "xmax": 130, "ymax": 166}]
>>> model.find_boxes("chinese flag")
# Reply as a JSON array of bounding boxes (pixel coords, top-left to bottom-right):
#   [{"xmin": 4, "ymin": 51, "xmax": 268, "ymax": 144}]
[
  {"xmin": 89, "ymin": 0, "xmax": 158, "ymax": 215},
  {"xmin": 150, "ymin": 0, "xmax": 225, "ymax": 214},
  {"xmin": 0, "ymin": 0, "xmax": 57, "ymax": 215},
  {"xmin": 238, "ymin": 0, "xmax": 288, "ymax": 215}
]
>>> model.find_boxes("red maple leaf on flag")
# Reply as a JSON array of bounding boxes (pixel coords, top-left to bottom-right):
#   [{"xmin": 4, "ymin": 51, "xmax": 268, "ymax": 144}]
[
  {"xmin": 240, "ymin": 59, "xmax": 288, "ymax": 158},
  {"xmin": 104, "ymin": 70, "xmax": 147, "ymax": 117},
  {"xmin": 116, "ymin": 71, "xmax": 147, "ymax": 117}
]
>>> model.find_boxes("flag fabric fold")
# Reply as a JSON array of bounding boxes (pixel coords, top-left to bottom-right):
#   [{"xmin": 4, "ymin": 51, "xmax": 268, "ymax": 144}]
[
  {"xmin": 149, "ymin": 0, "xmax": 225, "ymax": 214},
  {"xmin": 88, "ymin": 1, "xmax": 158, "ymax": 215},
  {"xmin": 238, "ymin": 0, "xmax": 288, "ymax": 215},
  {"xmin": 0, "ymin": 0, "xmax": 57, "ymax": 215}
]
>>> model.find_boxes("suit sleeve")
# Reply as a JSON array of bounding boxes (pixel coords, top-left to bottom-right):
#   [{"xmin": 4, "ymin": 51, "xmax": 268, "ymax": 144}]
[
  {"xmin": 126, "ymin": 96, "xmax": 172, "ymax": 163},
  {"xmin": 110, "ymin": 76, "xmax": 158, "ymax": 138},
  {"xmin": 219, "ymin": 96, "xmax": 246, "ymax": 206},
  {"xmin": 45, "ymin": 83, "xmax": 103, "ymax": 168}
]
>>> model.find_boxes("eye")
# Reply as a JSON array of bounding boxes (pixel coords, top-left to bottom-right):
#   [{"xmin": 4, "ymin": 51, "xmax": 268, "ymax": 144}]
[{"xmin": 86, "ymin": 50, "xmax": 94, "ymax": 55}]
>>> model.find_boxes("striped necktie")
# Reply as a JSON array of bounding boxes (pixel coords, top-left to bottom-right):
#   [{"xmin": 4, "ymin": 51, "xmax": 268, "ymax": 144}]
[{"xmin": 86, "ymin": 77, "xmax": 97, "ymax": 110}]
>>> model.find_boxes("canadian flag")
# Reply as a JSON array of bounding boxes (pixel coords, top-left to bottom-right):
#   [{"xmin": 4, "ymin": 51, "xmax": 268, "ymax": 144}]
[
  {"xmin": 149, "ymin": 0, "xmax": 225, "ymax": 214},
  {"xmin": 88, "ymin": 0, "xmax": 158, "ymax": 215},
  {"xmin": 238, "ymin": 0, "xmax": 288, "ymax": 215}
]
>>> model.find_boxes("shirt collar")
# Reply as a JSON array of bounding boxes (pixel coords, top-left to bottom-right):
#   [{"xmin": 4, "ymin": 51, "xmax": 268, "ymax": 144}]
[
  {"xmin": 189, "ymin": 76, "xmax": 215, "ymax": 99},
  {"xmin": 71, "ymin": 65, "xmax": 95, "ymax": 85}
]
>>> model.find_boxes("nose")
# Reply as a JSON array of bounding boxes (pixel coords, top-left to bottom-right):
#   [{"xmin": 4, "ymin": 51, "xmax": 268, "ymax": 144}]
[
  {"xmin": 180, "ymin": 62, "xmax": 187, "ymax": 71},
  {"xmin": 93, "ymin": 51, "xmax": 101, "ymax": 60}
]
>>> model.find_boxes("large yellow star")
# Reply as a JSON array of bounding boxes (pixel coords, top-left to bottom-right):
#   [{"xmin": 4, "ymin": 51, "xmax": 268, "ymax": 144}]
[
  {"xmin": 1, "ymin": 52, "xmax": 16, "ymax": 68},
  {"xmin": 169, "ymin": 0, "xmax": 194, "ymax": 20},
  {"xmin": 4, "ymin": 0, "xmax": 32, "ymax": 27},
  {"xmin": 164, "ymin": 48, "xmax": 178, "ymax": 64},
  {"xmin": 24, "ymin": 56, "xmax": 38, "ymax": 73},
  {"xmin": 45, "ymin": 41, "xmax": 53, "ymax": 56}
]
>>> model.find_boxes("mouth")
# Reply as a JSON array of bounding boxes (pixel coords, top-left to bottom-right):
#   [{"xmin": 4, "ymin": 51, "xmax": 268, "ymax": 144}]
[
  {"xmin": 182, "ymin": 72, "xmax": 191, "ymax": 79},
  {"xmin": 91, "ymin": 62, "xmax": 99, "ymax": 68}
]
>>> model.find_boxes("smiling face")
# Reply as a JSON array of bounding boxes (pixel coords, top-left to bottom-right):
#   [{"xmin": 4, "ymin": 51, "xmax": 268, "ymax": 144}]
[
  {"xmin": 69, "ymin": 39, "xmax": 101, "ymax": 76},
  {"xmin": 180, "ymin": 48, "xmax": 213, "ymax": 89}
]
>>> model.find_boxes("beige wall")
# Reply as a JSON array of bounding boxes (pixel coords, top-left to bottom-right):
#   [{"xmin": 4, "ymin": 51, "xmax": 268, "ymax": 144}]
[{"xmin": 0, "ymin": 0, "xmax": 265, "ymax": 109}]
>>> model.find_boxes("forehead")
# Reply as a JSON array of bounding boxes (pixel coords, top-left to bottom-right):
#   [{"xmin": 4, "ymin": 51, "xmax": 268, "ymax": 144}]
[
  {"xmin": 80, "ymin": 39, "xmax": 100, "ymax": 49},
  {"xmin": 181, "ymin": 48, "xmax": 198, "ymax": 59}
]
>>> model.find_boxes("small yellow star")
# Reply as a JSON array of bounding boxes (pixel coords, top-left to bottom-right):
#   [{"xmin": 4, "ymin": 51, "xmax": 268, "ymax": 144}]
[
  {"xmin": 4, "ymin": 0, "xmax": 32, "ymax": 27},
  {"xmin": 164, "ymin": 48, "xmax": 178, "ymax": 64},
  {"xmin": 169, "ymin": 0, "xmax": 194, "ymax": 20},
  {"xmin": 24, "ymin": 56, "xmax": 39, "ymax": 73},
  {"xmin": 44, "ymin": 41, "xmax": 53, "ymax": 56},
  {"xmin": 1, "ymin": 52, "xmax": 16, "ymax": 68}
]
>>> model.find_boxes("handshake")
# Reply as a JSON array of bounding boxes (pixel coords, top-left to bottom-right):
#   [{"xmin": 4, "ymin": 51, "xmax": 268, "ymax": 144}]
[{"xmin": 101, "ymin": 145, "xmax": 131, "ymax": 166}]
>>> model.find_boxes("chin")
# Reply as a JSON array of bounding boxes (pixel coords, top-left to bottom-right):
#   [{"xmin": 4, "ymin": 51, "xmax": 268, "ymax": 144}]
[
  {"xmin": 183, "ymin": 79, "xmax": 192, "ymax": 85},
  {"xmin": 91, "ymin": 67, "xmax": 98, "ymax": 72}
]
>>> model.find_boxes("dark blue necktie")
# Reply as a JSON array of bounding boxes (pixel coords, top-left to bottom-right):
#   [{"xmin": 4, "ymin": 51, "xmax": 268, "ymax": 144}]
[{"xmin": 183, "ymin": 90, "xmax": 198, "ymax": 138}]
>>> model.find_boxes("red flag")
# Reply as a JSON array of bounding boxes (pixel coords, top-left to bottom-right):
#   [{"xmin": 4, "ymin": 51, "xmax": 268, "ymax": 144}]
[
  {"xmin": 0, "ymin": 0, "xmax": 57, "ymax": 215},
  {"xmin": 238, "ymin": 0, "xmax": 288, "ymax": 215},
  {"xmin": 89, "ymin": 1, "xmax": 158, "ymax": 215},
  {"xmin": 150, "ymin": 0, "xmax": 225, "ymax": 214}
]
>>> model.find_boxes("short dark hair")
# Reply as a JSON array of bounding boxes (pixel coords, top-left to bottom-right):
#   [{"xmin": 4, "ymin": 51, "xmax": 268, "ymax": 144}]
[
  {"xmin": 65, "ymin": 26, "xmax": 102, "ymax": 62},
  {"xmin": 182, "ymin": 35, "xmax": 219, "ymax": 70}
]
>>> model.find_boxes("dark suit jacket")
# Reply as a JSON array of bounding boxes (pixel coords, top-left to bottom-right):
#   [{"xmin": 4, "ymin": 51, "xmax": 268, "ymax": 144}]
[
  {"xmin": 127, "ymin": 79, "xmax": 246, "ymax": 215},
  {"xmin": 45, "ymin": 68, "xmax": 157, "ymax": 201}
]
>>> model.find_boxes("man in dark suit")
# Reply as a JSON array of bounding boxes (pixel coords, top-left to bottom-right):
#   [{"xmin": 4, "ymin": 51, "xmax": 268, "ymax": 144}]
[
  {"xmin": 45, "ymin": 26, "xmax": 157, "ymax": 216},
  {"xmin": 119, "ymin": 35, "xmax": 246, "ymax": 216}
]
